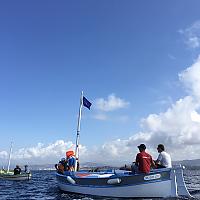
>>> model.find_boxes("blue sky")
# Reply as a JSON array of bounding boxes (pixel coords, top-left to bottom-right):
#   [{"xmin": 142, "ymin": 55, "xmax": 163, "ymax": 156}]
[{"xmin": 1, "ymin": 1, "xmax": 200, "ymax": 165}]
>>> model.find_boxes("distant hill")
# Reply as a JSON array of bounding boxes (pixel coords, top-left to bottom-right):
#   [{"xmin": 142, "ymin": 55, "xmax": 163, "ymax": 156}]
[
  {"xmin": 29, "ymin": 162, "xmax": 116, "ymax": 170},
  {"xmin": 28, "ymin": 159, "xmax": 200, "ymax": 170},
  {"xmin": 81, "ymin": 162, "xmax": 108, "ymax": 168}
]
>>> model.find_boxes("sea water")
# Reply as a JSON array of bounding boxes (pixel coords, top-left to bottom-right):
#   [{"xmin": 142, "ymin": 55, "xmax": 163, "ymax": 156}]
[{"xmin": 0, "ymin": 169, "xmax": 199, "ymax": 200}]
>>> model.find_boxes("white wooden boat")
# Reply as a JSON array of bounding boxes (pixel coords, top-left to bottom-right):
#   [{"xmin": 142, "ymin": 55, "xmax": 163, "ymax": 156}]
[
  {"xmin": 56, "ymin": 92, "xmax": 192, "ymax": 198},
  {"xmin": 0, "ymin": 171, "xmax": 32, "ymax": 181},
  {"xmin": 56, "ymin": 165, "xmax": 191, "ymax": 198}
]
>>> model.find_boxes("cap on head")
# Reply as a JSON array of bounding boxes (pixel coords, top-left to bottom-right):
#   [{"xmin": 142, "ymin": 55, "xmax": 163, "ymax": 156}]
[{"xmin": 137, "ymin": 144, "xmax": 146, "ymax": 150}]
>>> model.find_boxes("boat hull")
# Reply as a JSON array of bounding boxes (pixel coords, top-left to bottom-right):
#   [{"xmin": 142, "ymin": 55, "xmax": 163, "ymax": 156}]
[
  {"xmin": 58, "ymin": 178, "xmax": 172, "ymax": 198},
  {"xmin": 0, "ymin": 172, "xmax": 32, "ymax": 181},
  {"xmin": 56, "ymin": 168, "xmax": 178, "ymax": 198}
]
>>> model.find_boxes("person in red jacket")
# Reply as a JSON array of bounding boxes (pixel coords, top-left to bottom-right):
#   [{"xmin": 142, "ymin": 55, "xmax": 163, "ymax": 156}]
[{"xmin": 133, "ymin": 144, "xmax": 155, "ymax": 174}]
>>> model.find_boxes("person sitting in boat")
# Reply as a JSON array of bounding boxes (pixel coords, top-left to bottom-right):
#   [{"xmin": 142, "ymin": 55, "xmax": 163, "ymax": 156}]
[
  {"xmin": 1, "ymin": 166, "xmax": 5, "ymax": 171},
  {"xmin": 155, "ymin": 144, "xmax": 172, "ymax": 168},
  {"xmin": 66, "ymin": 151, "xmax": 76, "ymax": 171},
  {"xmin": 14, "ymin": 165, "xmax": 21, "ymax": 175},
  {"xmin": 60, "ymin": 158, "xmax": 68, "ymax": 171},
  {"xmin": 55, "ymin": 159, "xmax": 66, "ymax": 174},
  {"xmin": 24, "ymin": 165, "xmax": 30, "ymax": 173},
  {"xmin": 57, "ymin": 162, "xmax": 65, "ymax": 174},
  {"xmin": 132, "ymin": 144, "xmax": 155, "ymax": 174}
]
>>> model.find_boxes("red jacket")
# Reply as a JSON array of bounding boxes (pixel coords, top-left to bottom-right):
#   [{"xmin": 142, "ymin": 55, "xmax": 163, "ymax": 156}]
[{"xmin": 136, "ymin": 151, "xmax": 153, "ymax": 173}]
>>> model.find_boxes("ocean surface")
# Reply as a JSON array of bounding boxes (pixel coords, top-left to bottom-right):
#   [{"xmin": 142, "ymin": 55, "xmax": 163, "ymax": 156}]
[{"xmin": 0, "ymin": 169, "xmax": 199, "ymax": 200}]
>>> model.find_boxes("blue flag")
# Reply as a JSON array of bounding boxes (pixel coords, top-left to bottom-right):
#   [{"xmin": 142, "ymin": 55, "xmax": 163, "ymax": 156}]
[{"xmin": 83, "ymin": 96, "xmax": 92, "ymax": 110}]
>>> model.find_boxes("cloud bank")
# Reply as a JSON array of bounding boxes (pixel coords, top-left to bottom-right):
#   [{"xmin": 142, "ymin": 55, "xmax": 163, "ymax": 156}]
[{"xmin": 1, "ymin": 57, "xmax": 200, "ymax": 166}]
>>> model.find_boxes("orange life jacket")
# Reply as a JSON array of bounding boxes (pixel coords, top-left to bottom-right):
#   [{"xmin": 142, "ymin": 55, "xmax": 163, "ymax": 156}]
[{"xmin": 66, "ymin": 150, "xmax": 75, "ymax": 158}]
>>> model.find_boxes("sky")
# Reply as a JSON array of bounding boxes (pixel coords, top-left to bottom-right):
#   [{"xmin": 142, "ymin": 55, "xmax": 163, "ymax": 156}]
[{"xmin": 1, "ymin": 0, "xmax": 200, "ymax": 166}]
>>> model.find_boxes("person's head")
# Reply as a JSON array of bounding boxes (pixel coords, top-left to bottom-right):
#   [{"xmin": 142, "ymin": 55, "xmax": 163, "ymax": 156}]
[
  {"xmin": 61, "ymin": 158, "xmax": 66, "ymax": 163},
  {"xmin": 16, "ymin": 165, "xmax": 19, "ymax": 168},
  {"xmin": 137, "ymin": 144, "xmax": 146, "ymax": 152},
  {"xmin": 157, "ymin": 144, "xmax": 165, "ymax": 153}
]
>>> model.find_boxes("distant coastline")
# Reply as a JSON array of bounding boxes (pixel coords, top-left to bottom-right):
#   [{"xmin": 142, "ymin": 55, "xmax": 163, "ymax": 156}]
[{"xmin": 24, "ymin": 159, "xmax": 200, "ymax": 170}]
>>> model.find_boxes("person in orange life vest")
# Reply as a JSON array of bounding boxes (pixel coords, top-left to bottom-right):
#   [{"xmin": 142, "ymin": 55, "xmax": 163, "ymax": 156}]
[
  {"xmin": 133, "ymin": 144, "xmax": 155, "ymax": 174},
  {"xmin": 66, "ymin": 151, "xmax": 76, "ymax": 171}
]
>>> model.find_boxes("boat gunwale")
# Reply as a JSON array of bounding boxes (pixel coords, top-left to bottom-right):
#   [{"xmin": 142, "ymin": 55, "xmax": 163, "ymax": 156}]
[{"xmin": 57, "ymin": 167, "xmax": 171, "ymax": 179}]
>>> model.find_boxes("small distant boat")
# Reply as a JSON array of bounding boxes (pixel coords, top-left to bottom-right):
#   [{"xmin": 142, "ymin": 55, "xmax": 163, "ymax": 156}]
[
  {"xmin": 56, "ymin": 92, "xmax": 192, "ymax": 198},
  {"xmin": 0, "ymin": 170, "xmax": 31, "ymax": 181},
  {"xmin": 0, "ymin": 142, "xmax": 32, "ymax": 181}
]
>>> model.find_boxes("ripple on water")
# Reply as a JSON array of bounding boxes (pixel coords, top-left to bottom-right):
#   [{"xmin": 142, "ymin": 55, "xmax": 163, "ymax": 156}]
[{"xmin": 0, "ymin": 169, "xmax": 200, "ymax": 199}]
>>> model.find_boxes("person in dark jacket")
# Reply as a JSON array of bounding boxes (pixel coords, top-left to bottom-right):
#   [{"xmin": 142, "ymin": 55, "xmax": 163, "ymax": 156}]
[
  {"xmin": 14, "ymin": 165, "xmax": 21, "ymax": 175},
  {"xmin": 24, "ymin": 165, "xmax": 30, "ymax": 173}
]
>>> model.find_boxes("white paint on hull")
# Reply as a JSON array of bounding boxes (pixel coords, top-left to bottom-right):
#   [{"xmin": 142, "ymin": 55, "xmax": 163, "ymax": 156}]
[{"xmin": 58, "ymin": 180, "xmax": 173, "ymax": 198}]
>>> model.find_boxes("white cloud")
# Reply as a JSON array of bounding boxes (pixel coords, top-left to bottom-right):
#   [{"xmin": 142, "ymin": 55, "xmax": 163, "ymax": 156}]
[
  {"xmin": 0, "ymin": 140, "xmax": 75, "ymax": 165},
  {"xmin": 191, "ymin": 110, "xmax": 200, "ymax": 123},
  {"xmin": 179, "ymin": 20, "xmax": 200, "ymax": 49},
  {"xmin": 141, "ymin": 96, "xmax": 200, "ymax": 145},
  {"xmin": 179, "ymin": 55, "xmax": 200, "ymax": 99},
  {"xmin": 92, "ymin": 94, "xmax": 130, "ymax": 122},
  {"xmin": 94, "ymin": 94, "xmax": 130, "ymax": 112}
]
